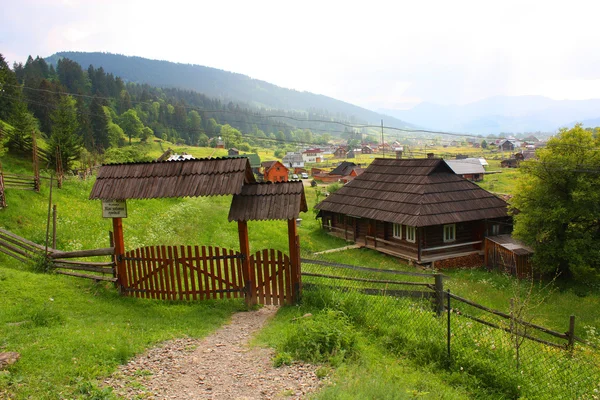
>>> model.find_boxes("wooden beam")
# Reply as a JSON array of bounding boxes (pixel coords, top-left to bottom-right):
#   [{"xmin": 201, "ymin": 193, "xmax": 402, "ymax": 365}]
[
  {"xmin": 49, "ymin": 247, "xmax": 114, "ymax": 259},
  {"xmin": 112, "ymin": 217, "xmax": 127, "ymax": 290},
  {"xmin": 288, "ymin": 218, "xmax": 300, "ymax": 304},
  {"xmin": 237, "ymin": 221, "xmax": 256, "ymax": 306}
]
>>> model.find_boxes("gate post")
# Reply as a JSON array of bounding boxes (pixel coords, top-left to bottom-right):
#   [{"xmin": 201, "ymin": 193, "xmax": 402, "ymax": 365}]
[
  {"xmin": 288, "ymin": 218, "xmax": 301, "ymax": 304},
  {"xmin": 112, "ymin": 217, "xmax": 128, "ymax": 292},
  {"xmin": 238, "ymin": 221, "xmax": 256, "ymax": 306}
]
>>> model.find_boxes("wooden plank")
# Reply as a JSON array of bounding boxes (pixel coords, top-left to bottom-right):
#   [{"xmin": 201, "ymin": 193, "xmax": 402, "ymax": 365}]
[
  {"xmin": 270, "ymin": 249, "xmax": 278, "ymax": 305},
  {"xmin": 0, "ymin": 247, "xmax": 30, "ymax": 264},
  {"xmin": 139, "ymin": 247, "xmax": 150, "ymax": 299},
  {"xmin": 448, "ymin": 292, "xmax": 568, "ymax": 339},
  {"xmin": 51, "ymin": 259, "xmax": 114, "ymax": 267},
  {"xmin": 167, "ymin": 246, "xmax": 176, "ymax": 300},
  {"xmin": 0, "ymin": 239, "xmax": 36, "ymax": 259},
  {"xmin": 0, "ymin": 234, "xmax": 43, "ymax": 255},
  {"xmin": 215, "ymin": 247, "xmax": 224, "ymax": 299},
  {"xmin": 263, "ymin": 249, "xmax": 272, "ymax": 305},
  {"xmin": 301, "ymin": 272, "xmax": 431, "ymax": 287},
  {"xmin": 277, "ymin": 250, "xmax": 285, "ymax": 306},
  {"xmin": 173, "ymin": 246, "xmax": 184, "ymax": 300},
  {"xmin": 55, "ymin": 270, "xmax": 118, "ymax": 282},
  {"xmin": 190, "ymin": 246, "xmax": 199, "ymax": 300},
  {"xmin": 208, "ymin": 246, "xmax": 217, "ymax": 300},
  {"xmin": 150, "ymin": 246, "xmax": 161, "ymax": 300},
  {"xmin": 0, "ymin": 228, "xmax": 51, "ymax": 252},
  {"xmin": 201, "ymin": 246, "xmax": 210, "ymax": 300},
  {"xmin": 130, "ymin": 248, "xmax": 140, "ymax": 298},
  {"xmin": 50, "ymin": 247, "xmax": 114, "ymax": 259},
  {"xmin": 158, "ymin": 245, "xmax": 169, "ymax": 300},
  {"xmin": 182, "ymin": 246, "xmax": 191, "ymax": 301},
  {"xmin": 52, "ymin": 263, "xmax": 114, "ymax": 274},
  {"xmin": 222, "ymin": 247, "xmax": 232, "ymax": 299},
  {"xmin": 144, "ymin": 247, "xmax": 156, "ymax": 299}
]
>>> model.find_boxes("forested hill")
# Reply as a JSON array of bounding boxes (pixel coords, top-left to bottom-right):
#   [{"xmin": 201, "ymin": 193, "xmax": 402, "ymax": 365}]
[{"xmin": 45, "ymin": 51, "xmax": 414, "ymax": 129}]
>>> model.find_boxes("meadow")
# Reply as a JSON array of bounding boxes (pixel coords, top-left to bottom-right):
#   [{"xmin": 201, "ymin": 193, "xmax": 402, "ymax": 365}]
[{"xmin": 1, "ymin": 145, "xmax": 598, "ymax": 399}]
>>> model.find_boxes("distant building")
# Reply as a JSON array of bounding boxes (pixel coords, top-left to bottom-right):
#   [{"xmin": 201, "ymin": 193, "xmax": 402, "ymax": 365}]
[
  {"xmin": 302, "ymin": 148, "xmax": 323, "ymax": 163},
  {"xmin": 444, "ymin": 159, "xmax": 485, "ymax": 181},
  {"xmin": 167, "ymin": 153, "xmax": 195, "ymax": 161},
  {"xmin": 262, "ymin": 161, "xmax": 289, "ymax": 183},
  {"xmin": 282, "ymin": 152, "xmax": 304, "ymax": 168},
  {"xmin": 228, "ymin": 148, "xmax": 240, "ymax": 156},
  {"xmin": 215, "ymin": 136, "xmax": 225, "ymax": 149},
  {"xmin": 333, "ymin": 147, "xmax": 347, "ymax": 158}
]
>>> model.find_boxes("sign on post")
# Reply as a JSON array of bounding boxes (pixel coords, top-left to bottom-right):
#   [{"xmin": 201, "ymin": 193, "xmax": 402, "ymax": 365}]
[{"xmin": 102, "ymin": 200, "xmax": 127, "ymax": 218}]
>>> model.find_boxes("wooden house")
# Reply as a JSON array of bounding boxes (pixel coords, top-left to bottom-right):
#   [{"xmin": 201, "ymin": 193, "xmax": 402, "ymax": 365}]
[
  {"xmin": 228, "ymin": 148, "xmax": 240, "ymax": 156},
  {"xmin": 444, "ymin": 159, "xmax": 485, "ymax": 181},
  {"xmin": 315, "ymin": 158, "xmax": 511, "ymax": 266},
  {"xmin": 362, "ymin": 145, "xmax": 374, "ymax": 155},
  {"xmin": 501, "ymin": 158, "xmax": 519, "ymax": 168},
  {"xmin": 333, "ymin": 147, "xmax": 347, "ymax": 158},
  {"xmin": 261, "ymin": 161, "xmax": 289, "ymax": 183}
]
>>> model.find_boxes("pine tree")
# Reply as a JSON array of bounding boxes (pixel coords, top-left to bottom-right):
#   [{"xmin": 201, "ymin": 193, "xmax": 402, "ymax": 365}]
[
  {"xmin": 90, "ymin": 95, "xmax": 110, "ymax": 152},
  {"xmin": 47, "ymin": 95, "xmax": 81, "ymax": 171}
]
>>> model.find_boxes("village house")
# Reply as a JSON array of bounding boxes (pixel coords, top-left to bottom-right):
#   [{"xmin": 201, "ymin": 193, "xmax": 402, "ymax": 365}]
[
  {"xmin": 444, "ymin": 159, "xmax": 485, "ymax": 182},
  {"xmin": 333, "ymin": 147, "xmax": 347, "ymax": 158},
  {"xmin": 302, "ymin": 148, "xmax": 323, "ymax": 163},
  {"xmin": 228, "ymin": 148, "xmax": 240, "ymax": 156},
  {"xmin": 261, "ymin": 161, "xmax": 289, "ymax": 183},
  {"xmin": 315, "ymin": 158, "xmax": 511, "ymax": 267},
  {"xmin": 362, "ymin": 145, "xmax": 374, "ymax": 155},
  {"xmin": 498, "ymin": 138, "xmax": 522, "ymax": 151},
  {"xmin": 282, "ymin": 152, "xmax": 304, "ymax": 169}
]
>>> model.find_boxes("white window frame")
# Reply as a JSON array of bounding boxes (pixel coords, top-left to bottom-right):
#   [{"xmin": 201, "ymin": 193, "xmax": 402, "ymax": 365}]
[
  {"xmin": 393, "ymin": 223, "xmax": 402, "ymax": 239},
  {"xmin": 443, "ymin": 224, "xmax": 456, "ymax": 243},
  {"xmin": 406, "ymin": 225, "xmax": 416, "ymax": 243}
]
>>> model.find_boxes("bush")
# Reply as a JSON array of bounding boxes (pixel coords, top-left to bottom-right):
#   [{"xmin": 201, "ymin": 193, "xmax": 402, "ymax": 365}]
[{"xmin": 280, "ymin": 309, "xmax": 357, "ymax": 365}]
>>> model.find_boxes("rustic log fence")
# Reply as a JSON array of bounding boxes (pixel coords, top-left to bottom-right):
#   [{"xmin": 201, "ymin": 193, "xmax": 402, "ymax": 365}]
[{"xmin": 0, "ymin": 228, "xmax": 116, "ymax": 282}]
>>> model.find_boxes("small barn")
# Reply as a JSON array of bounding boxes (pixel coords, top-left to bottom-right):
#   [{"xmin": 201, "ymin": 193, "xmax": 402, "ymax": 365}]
[
  {"xmin": 315, "ymin": 158, "xmax": 511, "ymax": 266},
  {"xmin": 484, "ymin": 235, "xmax": 533, "ymax": 278},
  {"xmin": 333, "ymin": 147, "xmax": 347, "ymax": 158}
]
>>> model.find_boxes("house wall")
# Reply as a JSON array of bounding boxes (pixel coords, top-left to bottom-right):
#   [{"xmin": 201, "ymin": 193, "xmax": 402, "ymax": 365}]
[{"xmin": 264, "ymin": 164, "xmax": 289, "ymax": 182}]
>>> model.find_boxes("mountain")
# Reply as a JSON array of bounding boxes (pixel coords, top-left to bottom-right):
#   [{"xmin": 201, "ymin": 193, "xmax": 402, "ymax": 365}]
[
  {"xmin": 380, "ymin": 95, "xmax": 600, "ymax": 135},
  {"xmin": 45, "ymin": 51, "xmax": 415, "ymax": 130}
]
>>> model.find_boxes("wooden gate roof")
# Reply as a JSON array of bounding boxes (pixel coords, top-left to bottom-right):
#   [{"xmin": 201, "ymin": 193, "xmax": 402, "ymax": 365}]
[
  {"xmin": 315, "ymin": 158, "xmax": 508, "ymax": 227},
  {"xmin": 89, "ymin": 158, "xmax": 256, "ymax": 200},
  {"xmin": 228, "ymin": 181, "xmax": 308, "ymax": 221}
]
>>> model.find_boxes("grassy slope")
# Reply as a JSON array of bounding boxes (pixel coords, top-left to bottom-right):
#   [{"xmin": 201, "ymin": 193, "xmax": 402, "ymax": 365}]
[{"xmin": 1, "ymin": 145, "xmax": 598, "ymax": 398}]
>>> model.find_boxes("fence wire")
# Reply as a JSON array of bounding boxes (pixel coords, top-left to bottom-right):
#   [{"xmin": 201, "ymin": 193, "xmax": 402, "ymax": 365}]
[{"xmin": 300, "ymin": 249, "xmax": 600, "ymax": 399}]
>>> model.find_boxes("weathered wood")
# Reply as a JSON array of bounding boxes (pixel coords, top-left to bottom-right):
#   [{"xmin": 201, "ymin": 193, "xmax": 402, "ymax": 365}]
[
  {"xmin": 50, "ymin": 247, "xmax": 115, "ymax": 259},
  {"xmin": 301, "ymin": 257, "xmax": 437, "ymax": 278},
  {"xmin": 51, "ymin": 259, "xmax": 114, "ymax": 267},
  {"xmin": 568, "ymin": 315, "xmax": 576, "ymax": 350},
  {"xmin": 435, "ymin": 274, "xmax": 444, "ymax": 316},
  {"xmin": 0, "ymin": 246, "xmax": 30, "ymax": 264},
  {"xmin": 423, "ymin": 240, "xmax": 483, "ymax": 253},
  {"xmin": 52, "ymin": 263, "xmax": 114, "ymax": 274},
  {"xmin": 0, "ymin": 228, "xmax": 51, "ymax": 252},
  {"xmin": 0, "ymin": 234, "xmax": 42, "ymax": 255},
  {"xmin": 0, "ymin": 239, "xmax": 37, "ymax": 259},
  {"xmin": 112, "ymin": 217, "xmax": 126, "ymax": 290},
  {"xmin": 55, "ymin": 270, "xmax": 118, "ymax": 282},
  {"xmin": 52, "ymin": 205, "xmax": 57, "ymax": 249},
  {"xmin": 238, "ymin": 221, "xmax": 255, "ymax": 306},
  {"xmin": 448, "ymin": 292, "xmax": 568, "ymax": 339},
  {"xmin": 302, "ymin": 272, "xmax": 432, "ymax": 287},
  {"xmin": 455, "ymin": 309, "xmax": 565, "ymax": 349}
]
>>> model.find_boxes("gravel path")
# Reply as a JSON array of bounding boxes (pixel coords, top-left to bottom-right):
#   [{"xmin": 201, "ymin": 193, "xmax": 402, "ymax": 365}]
[{"xmin": 104, "ymin": 306, "xmax": 321, "ymax": 399}]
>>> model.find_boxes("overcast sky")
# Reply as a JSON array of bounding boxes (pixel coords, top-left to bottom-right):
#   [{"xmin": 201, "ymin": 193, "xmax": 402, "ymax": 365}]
[{"xmin": 2, "ymin": 0, "xmax": 600, "ymax": 111}]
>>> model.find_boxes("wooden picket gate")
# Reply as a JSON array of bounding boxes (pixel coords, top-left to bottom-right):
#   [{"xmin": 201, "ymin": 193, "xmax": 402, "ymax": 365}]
[
  {"xmin": 249, "ymin": 249, "xmax": 294, "ymax": 306},
  {"xmin": 121, "ymin": 245, "xmax": 245, "ymax": 300},
  {"xmin": 119, "ymin": 245, "xmax": 295, "ymax": 305}
]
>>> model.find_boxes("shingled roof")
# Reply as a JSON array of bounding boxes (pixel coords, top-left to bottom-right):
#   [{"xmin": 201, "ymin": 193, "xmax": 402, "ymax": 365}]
[
  {"xmin": 315, "ymin": 158, "xmax": 508, "ymax": 227},
  {"xmin": 89, "ymin": 158, "xmax": 256, "ymax": 200},
  {"xmin": 228, "ymin": 181, "xmax": 308, "ymax": 221},
  {"xmin": 330, "ymin": 161, "xmax": 358, "ymax": 176}
]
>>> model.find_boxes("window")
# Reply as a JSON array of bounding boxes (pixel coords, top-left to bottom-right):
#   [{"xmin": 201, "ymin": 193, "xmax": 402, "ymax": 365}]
[
  {"xmin": 406, "ymin": 225, "xmax": 416, "ymax": 243},
  {"xmin": 491, "ymin": 224, "xmax": 500, "ymax": 235},
  {"xmin": 393, "ymin": 223, "xmax": 402, "ymax": 239},
  {"xmin": 444, "ymin": 224, "xmax": 456, "ymax": 243}
]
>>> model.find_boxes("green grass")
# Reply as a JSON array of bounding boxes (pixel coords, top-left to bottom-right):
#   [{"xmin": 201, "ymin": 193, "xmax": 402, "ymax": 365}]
[{"xmin": 0, "ymin": 264, "xmax": 244, "ymax": 399}]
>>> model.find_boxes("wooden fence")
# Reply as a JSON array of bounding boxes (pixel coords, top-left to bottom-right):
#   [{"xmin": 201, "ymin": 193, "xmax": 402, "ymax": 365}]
[
  {"xmin": 1, "ymin": 173, "xmax": 39, "ymax": 191},
  {"xmin": 0, "ymin": 228, "xmax": 116, "ymax": 282}
]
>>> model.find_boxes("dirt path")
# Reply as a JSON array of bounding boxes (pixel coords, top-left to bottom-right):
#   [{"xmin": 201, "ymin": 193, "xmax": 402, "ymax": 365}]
[{"xmin": 104, "ymin": 306, "xmax": 321, "ymax": 399}]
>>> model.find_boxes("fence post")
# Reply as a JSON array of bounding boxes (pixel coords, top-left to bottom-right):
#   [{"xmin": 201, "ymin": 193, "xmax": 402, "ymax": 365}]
[
  {"xmin": 567, "ymin": 315, "xmax": 576, "ymax": 351},
  {"xmin": 238, "ymin": 220, "xmax": 256, "ymax": 307},
  {"xmin": 52, "ymin": 205, "xmax": 57, "ymax": 249},
  {"xmin": 435, "ymin": 274, "xmax": 444, "ymax": 316},
  {"xmin": 112, "ymin": 217, "xmax": 127, "ymax": 292},
  {"xmin": 447, "ymin": 289, "xmax": 451, "ymax": 361}
]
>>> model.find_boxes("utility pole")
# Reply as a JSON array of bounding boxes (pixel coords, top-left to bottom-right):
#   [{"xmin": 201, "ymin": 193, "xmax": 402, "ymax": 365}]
[{"xmin": 381, "ymin": 120, "xmax": 385, "ymax": 159}]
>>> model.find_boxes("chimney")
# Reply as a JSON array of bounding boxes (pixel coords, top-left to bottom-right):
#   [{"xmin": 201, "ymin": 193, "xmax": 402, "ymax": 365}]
[
  {"xmin": 395, "ymin": 150, "xmax": 403, "ymax": 159},
  {"xmin": 427, "ymin": 153, "xmax": 435, "ymax": 159}
]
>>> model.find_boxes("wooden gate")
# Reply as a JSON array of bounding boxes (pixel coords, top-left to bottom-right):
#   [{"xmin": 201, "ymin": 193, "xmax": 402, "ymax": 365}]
[
  {"xmin": 249, "ymin": 249, "xmax": 294, "ymax": 306},
  {"xmin": 121, "ymin": 245, "xmax": 245, "ymax": 300}
]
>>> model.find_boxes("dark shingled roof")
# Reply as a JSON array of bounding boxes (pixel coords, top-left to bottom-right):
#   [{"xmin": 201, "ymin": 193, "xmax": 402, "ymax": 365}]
[
  {"xmin": 330, "ymin": 161, "xmax": 358, "ymax": 176},
  {"xmin": 315, "ymin": 158, "xmax": 508, "ymax": 227},
  {"xmin": 228, "ymin": 181, "xmax": 308, "ymax": 221},
  {"xmin": 89, "ymin": 158, "xmax": 256, "ymax": 200}
]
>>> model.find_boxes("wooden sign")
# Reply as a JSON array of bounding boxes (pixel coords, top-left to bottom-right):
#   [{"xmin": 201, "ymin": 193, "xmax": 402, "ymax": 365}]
[{"xmin": 102, "ymin": 200, "xmax": 127, "ymax": 218}]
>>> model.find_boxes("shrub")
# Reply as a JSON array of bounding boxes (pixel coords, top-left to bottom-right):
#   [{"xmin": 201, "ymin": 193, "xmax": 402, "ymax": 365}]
[{"xmin": 280, "ymin": 309, "xmax": 357, "ymax": 365}]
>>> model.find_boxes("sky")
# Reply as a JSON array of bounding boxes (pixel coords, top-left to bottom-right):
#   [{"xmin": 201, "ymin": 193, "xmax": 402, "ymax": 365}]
[{"xmin": 2, "ymin": 0, "xmax": 600, "ymax": 111}]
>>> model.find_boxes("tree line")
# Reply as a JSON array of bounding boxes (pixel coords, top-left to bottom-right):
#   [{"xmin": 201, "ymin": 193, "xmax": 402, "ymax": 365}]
[{"xmin": 0, "ymin": 54, "xmax": 336, "ymax": 171}]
